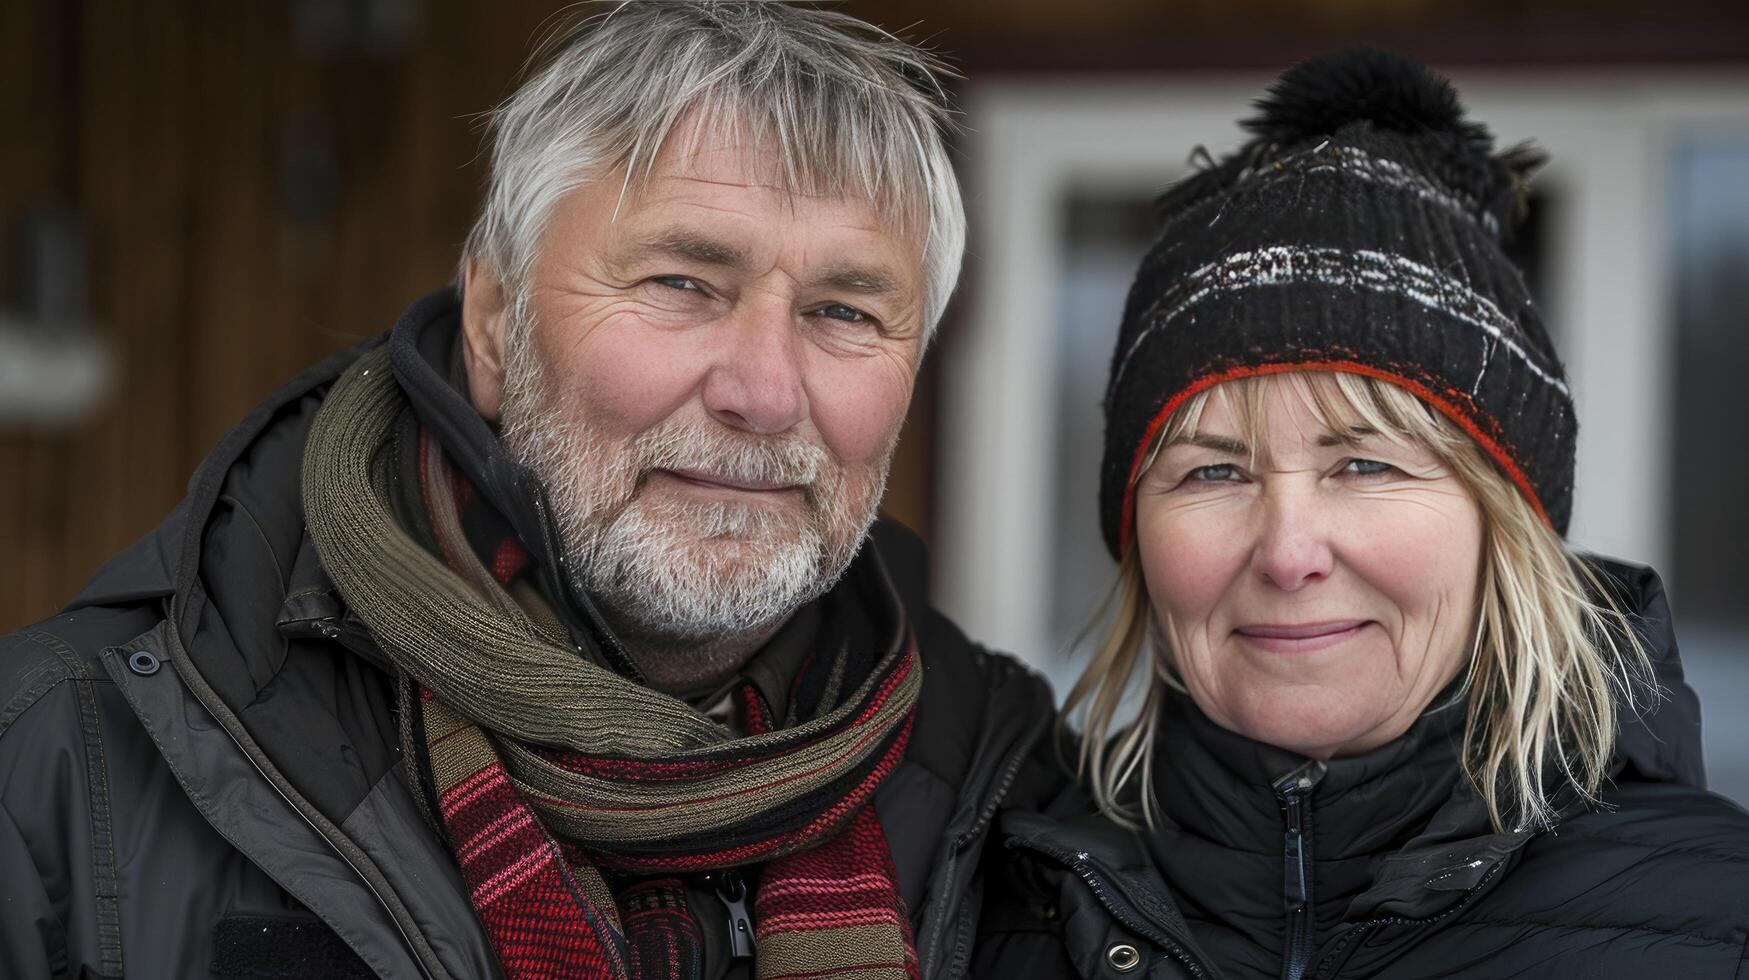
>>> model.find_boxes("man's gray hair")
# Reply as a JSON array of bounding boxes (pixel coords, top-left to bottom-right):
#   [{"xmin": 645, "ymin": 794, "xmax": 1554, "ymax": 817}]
[{"xmin": 462, "ymin": 1, "xmax": 967, "ymax": 336}]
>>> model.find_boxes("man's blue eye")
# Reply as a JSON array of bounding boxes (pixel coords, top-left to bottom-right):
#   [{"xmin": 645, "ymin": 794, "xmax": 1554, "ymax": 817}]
[
  {"xmin": 819, "ymin": 303, "xmax": 868, "ymax": 323},
  {"xmin": 653, "ymin": 276, "xmax": 701, "ymax": 292}
]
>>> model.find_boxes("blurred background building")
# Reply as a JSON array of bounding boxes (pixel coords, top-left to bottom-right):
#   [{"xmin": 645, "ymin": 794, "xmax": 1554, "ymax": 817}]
[{"xmin": 3, "ymin": 0, "xmax": 1747, "ymax": 795}]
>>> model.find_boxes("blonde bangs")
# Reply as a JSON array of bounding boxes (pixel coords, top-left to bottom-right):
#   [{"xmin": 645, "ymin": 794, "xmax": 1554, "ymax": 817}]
[
  {"xmin": 1067, "ymin": 370, "xmax": 1652, "ymax": 832},
  {"xmin": 1142, "ymin": 371, "xmax": 1470, "ymax": 476}
]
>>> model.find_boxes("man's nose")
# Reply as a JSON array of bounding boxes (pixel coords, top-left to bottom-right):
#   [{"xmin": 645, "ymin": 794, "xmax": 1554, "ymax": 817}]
[
  {"xmin": 1249, "ymin": 487, "xmax": 1336, "ymax": 592},
  {"xmin": 700, "ymin": 300, "xmax": 809, "ymax": 435}
]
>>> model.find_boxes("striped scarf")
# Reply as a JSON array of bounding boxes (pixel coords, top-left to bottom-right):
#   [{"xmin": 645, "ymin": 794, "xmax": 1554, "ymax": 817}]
[{"xmin": 302, "ymin": 347, "xmax": 921, "ymax": 979}]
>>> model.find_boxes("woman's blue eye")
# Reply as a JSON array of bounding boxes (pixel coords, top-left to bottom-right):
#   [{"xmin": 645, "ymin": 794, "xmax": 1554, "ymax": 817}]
[
  {"xmin": 1189, "ymin": 463, "xmax": 1239, "ymax": 483},
  {"xmin": 1345, "ymin": 458, "xmax": 1394, "ymax": 476}
]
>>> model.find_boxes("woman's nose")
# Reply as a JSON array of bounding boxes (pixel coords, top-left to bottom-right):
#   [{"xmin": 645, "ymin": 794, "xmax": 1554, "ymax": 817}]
[
  {"xmin": 700, "ymin": 303, "xmax": 809, "ymax": 435},
  {"xmin": 1249, "ymin": 490, "xmax": 1336, "ymax": 592}
]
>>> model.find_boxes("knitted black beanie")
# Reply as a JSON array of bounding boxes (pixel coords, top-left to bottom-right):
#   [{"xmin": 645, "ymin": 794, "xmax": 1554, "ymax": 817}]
[{"xmin": 1099, "ymin": 47, "xmax": 1574, "ymax": 559}]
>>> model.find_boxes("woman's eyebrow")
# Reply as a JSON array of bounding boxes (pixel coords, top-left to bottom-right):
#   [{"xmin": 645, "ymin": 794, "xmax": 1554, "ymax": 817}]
[
  {"xmin": 1316, "ymin": 425, "xmax": 1382, "ymax": 448},
  {"xmin": 1167, "ymin": 433, "xmax": 1248, "ymax": 455}
]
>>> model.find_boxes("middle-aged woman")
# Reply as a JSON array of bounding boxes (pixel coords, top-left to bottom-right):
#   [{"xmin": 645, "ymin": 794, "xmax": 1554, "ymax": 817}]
[{"xmin": 974, "ymin": 50, "xmax": 1749, "ymax": 979}]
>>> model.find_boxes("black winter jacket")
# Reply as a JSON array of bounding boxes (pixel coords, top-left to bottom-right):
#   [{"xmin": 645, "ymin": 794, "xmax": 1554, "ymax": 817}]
[
  {"xmin": 0, "ymin": 288, "xmax": 1062, "ymax": 980},
  {"xmin": 974, "ymin": 563, "xmax": 1749, "ymax": 979}
]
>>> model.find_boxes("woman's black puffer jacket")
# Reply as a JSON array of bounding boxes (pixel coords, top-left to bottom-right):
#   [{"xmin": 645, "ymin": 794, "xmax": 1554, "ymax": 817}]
[{"xmin": 974, "ymin": 560, "xmax": 1749, "ymax": 980}]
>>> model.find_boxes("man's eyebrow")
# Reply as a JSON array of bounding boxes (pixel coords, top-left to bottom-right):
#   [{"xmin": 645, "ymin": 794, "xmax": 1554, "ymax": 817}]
[
  {"xmin": 627, "ymin": 230, "xmax": 749, "ymax": 268},
  {"xmin": 1166, "ymin": 433, "xmax": 1248, "ymax": 455},
  {"xmin": 1317, "ymin": 425, "xmax": 1382, "ymax": 448},
  {"xmin": 620, "ymin": 233, "xmax": 903, "ymax": 298},
  {"xmin": 812, "ymin": 264, "xmax": 905, "ymax": 298}
]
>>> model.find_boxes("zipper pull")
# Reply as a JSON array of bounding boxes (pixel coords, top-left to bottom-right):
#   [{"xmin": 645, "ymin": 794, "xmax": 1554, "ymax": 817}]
[
  {"xmin": 1273, "ymin": 762, "xmax": 1324, "ymax": 913},
  {"xmin": 1281, "ymin": 790, "xmax": 1308, "ymax": 912},
  {"xmin": 716, "ymin": 870, "xmax": 756, "ymax": 960}
]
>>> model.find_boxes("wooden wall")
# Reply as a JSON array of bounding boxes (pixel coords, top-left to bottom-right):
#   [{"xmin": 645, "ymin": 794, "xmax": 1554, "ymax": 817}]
[{"xmin": 4, "ymin": 0, "xmax": 1744, "ymax": 632}]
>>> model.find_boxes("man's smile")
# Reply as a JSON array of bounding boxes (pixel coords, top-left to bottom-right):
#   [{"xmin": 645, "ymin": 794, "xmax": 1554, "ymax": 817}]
[{"xmin": 648, "ymin": 467, "xmax": 807, "ymax": 501}]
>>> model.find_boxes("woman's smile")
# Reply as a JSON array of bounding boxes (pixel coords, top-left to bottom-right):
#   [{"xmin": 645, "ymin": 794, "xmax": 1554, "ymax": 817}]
[{"xmin": 1232, "ymin": 619, "xmax": 1373, "ymax": 654}]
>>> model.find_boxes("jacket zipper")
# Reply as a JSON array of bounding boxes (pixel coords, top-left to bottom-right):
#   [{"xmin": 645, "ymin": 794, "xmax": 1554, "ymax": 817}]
[
  {"xmin": 935, "ymin": 688, "xmax": 1054, "ymax": 979},
  {"xmin": 1008, "ymin": 837, "xmax": 1211, "ymax": 978},
  {"xmin": 715, "ymin": 870, "xmax": 757, "ymax": 960},
  {"xmin": 164, "ymin": 623, "xmax": 457, "ymax": 980},
  {"xmin": 954, "ymin": 711, "xmax": 1046, "ymax": 850},
  {"xmin": 1275, "ymin": 763, "xmax": 1323, "ymax": 980}
]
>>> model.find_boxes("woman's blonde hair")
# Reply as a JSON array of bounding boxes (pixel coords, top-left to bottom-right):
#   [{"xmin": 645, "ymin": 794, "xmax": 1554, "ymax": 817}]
[{"xmin": 1064, "ymin": 371, "xmax": 1653, "ymax": 833}]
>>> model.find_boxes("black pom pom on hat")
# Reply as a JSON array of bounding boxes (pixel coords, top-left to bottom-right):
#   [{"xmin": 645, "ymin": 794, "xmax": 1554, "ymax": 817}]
[
  {"xmin": 1244, "ymin": 47, "xmax": 1483, "ymax": 148},
  {"xmin": 1098, "ymin": 47, "xmax": 1577, "ymax": 559},
  {"xmin": 1244, "ymin": 47, "xmax": 1544, "ymax": 241}
]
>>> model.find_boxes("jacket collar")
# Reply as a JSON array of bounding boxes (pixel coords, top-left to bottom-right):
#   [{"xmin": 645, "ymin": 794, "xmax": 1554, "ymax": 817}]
[
  {"xmin": 1148, "ymin": 685, "xmax": 1523, "ymax": 922},
  {"xmin": 1152, "ymin": 685, "xmax": 1472, "ymax": 857},
  {"xmin": 386, "ymin": 287, "xmax": 646, "ymax": 679}
]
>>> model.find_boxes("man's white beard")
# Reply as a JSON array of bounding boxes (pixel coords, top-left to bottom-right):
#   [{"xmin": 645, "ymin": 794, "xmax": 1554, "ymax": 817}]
[{"xmin": 496, "ymin": 315, "xmax": 890, "ymax": 662}]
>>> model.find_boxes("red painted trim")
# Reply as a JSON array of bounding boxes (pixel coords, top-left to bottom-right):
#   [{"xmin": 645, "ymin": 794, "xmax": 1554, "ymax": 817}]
[{"xmin": 1116, "ymin": 361, "xmax": 1553, "ymax": 557}]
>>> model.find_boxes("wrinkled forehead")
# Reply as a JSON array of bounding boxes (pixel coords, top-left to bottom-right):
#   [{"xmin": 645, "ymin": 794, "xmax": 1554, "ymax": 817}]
[{"xmin": 613, "ymin": 104, "xmax": 931, "ymax": 247}]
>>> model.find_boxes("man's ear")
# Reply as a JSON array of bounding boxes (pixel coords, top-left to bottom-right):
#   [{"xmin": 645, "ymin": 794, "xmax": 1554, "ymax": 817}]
[{"xmin": 460, "ymin": 259, "xmax": 509, "ymax": 421}]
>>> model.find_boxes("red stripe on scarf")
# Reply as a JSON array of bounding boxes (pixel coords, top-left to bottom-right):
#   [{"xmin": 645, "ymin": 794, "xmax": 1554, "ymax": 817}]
[
  {"xmin": 592, "ymin": 712, "xmax": 913, "ymax": 875},
  {"xmin": 436, "ymin": 746, "xmax": 628, "ymax": 977},
  {"xmin": 532, "ymin": 708, "xmax": 909, "ymax": 817},
  {"xmin": 754, "ymin": 809, "xmax": 920, "ymax": 979}
]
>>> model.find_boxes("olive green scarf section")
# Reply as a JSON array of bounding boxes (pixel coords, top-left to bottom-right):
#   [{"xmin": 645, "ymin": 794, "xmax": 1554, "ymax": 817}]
[{"xmin": 299, "ymin": 345, "xmax": 920, "ymax": 848}]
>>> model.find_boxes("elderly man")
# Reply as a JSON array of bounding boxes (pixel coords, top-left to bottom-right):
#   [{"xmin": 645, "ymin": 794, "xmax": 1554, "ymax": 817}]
[{"xmin": 0, "ymin": 5, "xmax": 1058, "ymax": 978}]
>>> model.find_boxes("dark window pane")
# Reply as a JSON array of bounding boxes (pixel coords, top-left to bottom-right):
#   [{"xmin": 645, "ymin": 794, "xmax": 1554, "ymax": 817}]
[{"xmin": 1672, "ymin": 136, "xmax": 1749, "ymax": 627}]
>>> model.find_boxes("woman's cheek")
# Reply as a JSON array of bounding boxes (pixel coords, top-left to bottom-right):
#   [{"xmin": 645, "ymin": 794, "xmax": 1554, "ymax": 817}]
[
  {"xmin": 1138, "ymin": 504, "xmax": 1248, "ymax": 623},
  {"xmin": 1336, "ymin": 490, "xmax": 1478, "ymax": 598}
]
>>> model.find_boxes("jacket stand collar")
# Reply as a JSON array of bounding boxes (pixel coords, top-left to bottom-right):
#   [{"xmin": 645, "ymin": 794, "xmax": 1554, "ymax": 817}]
[{"xmin": 1149, "ymin": 688, "xmax": 1529, "ymax": 924}]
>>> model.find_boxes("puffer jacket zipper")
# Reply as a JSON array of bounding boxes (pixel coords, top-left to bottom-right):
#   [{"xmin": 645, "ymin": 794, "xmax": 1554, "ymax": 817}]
[{"xmin": 1275, "ymin": 762, "xmax": 1325, "ymax": 980}]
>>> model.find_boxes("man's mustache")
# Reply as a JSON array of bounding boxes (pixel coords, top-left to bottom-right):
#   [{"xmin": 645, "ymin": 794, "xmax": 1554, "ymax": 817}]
[{"xmin": 627, "ymin": 420, "xmax": 834, "ymax": 507}]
